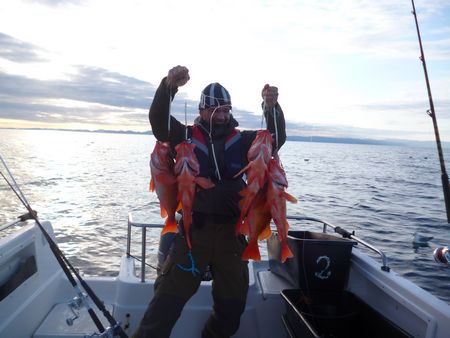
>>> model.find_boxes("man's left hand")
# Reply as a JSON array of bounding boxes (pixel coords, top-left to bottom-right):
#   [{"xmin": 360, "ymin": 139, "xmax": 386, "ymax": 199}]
[{"xmin": 261, "ymin": 84, "xmax": 278, "ymax": 109}]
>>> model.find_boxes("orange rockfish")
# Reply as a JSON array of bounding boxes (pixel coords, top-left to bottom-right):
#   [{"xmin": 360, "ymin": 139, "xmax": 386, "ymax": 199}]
[
  {"xmin": 150, "ymin": 141, "xmax": 180, "ymax": 235},
  {"xmin": 235, "ymin": 130, "xmax": 272, "ymax": 235},
  {"xmin": 266, "ymin": 156, "xmax": 297, "ymax": 263},
  {"xmin": 174, "ymin": 141, "xmax": 214, "ymax": 249},
  {"xmin": 240, "ymin": 188, "xmax": 272, "ymax": 261},
  {"xmin": 247, "ymin": 130, "xmax": 273, "ymax": 162}
]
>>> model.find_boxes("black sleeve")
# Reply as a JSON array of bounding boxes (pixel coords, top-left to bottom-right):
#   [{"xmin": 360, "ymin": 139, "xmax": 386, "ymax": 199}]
[
  {"xmin": 149, "ymin": 77, "xmax": 187, "ymax": 146},
  {"xmin": 263, "ymin": 102, "xmax": 287, "ymax": 150}
]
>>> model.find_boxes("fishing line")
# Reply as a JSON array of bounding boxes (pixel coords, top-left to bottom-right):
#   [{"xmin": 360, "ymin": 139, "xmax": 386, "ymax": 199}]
[
  {"xmin": 0, "ymin": 156, "xmax": 31, "ymax": 208},
  {"xmin": 167, "ymin": 88, "xmax": 172, "ymax": 136},
  {"xmin": 273, "ymin": 106, "xmax": 279, "ymax": 153},
  {"xmin": 176, "ymin": 251, "xmax": 200, "ymax": 277},
  {"xmin": 299, "ymin": 231, "xmax": 320, "ymax": 334},
  {"xmin": 0, "ymin": 170, "xmax": 106, "ymax": 334},
  {"xmin": 184, "ymin": 100, "xmax": 188, "ymax": 140},
  {"xmin": 208, "ymin": 106, "xmax": 222, "ymax": 181},
  {"xmin": 0, "ymin": 155, "xmax": 128, "ymax": 338},
  {"xmin": 411, "ymin": 0, "xmax": 450, "ymax": 223},
  {"xmin": 261, "ymin": 98, "xmax": 267, "ymax": 130}
]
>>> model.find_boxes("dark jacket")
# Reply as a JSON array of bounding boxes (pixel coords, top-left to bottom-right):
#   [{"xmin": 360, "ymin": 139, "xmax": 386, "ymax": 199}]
[{"xmin": 149, "ymin": 77, "xmax": 286, "ymax": 218}]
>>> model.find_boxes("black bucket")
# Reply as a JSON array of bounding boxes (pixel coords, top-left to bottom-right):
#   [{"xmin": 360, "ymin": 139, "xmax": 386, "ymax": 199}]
[{"xmin": 268, "ymin": 231, "xmax": 356, "ymax": 292}]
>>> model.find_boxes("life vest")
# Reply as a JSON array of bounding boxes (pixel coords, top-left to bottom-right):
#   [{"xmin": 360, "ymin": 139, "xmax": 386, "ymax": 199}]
[{"xmin": 191, "ymin": 125, "xmax": 243, "ymax": 180}]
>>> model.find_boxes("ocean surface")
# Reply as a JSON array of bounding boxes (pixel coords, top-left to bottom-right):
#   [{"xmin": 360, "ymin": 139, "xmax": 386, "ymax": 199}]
[{"xmin": 0, "ymin": 129, "xmax": 449, "ymax": 304}]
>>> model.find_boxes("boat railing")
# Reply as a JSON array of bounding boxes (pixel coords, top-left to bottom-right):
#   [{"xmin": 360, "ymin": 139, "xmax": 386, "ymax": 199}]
[
  {"xmin": 127, "ymin": 212, "xmax": 164, "ymax": 282},
  {"xmin": 0, "ymin": 211, "xmax": 38, "ymax": 233},
  {"xmin": 286, "ymin": 215, "xmax": 390, "ymax": 272},
  {"xmin": 126, "ymin": 212, "xmax": 390, "ymax": 282}
]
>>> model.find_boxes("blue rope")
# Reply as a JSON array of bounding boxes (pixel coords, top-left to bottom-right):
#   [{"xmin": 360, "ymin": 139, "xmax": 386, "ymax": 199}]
[{"xmin": 176, "ymin": 251, "xmax": 200, "ymax": 277}]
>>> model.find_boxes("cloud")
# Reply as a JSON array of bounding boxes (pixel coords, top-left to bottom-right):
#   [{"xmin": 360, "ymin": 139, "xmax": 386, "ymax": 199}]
[
  {"xmin": 0, "ymin": 68, "xmax": 150, "ymax": 105},
  {"xmin": 0, "ymin": 68, "xmax": 150, "ymax": 125},
  {"xmin": 356, "ymin": 100, "xmax": 450, "ymax": 120},
  {"xmin": 0, "ymin": 64, "xmax": 264, "ymax": 129},
  {"xmin": 24, "ymin": 0, "xmax": 86, "ymax": 6},
  {"xmin": 0, "ymin": 32, "xmax": 47, "ymax": 63},
  {"xmin": 0, "ymin": 32, "xmax": 264, "ymax": 128}
]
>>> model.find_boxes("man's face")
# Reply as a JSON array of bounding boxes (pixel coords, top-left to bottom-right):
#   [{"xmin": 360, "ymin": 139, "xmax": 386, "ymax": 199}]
[{"xmin": 199, "ymin": 105, "xmax": 232, "ymax": 125}]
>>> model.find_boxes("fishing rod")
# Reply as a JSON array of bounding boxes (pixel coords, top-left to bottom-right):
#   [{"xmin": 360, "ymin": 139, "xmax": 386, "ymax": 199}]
[
  {"xmin": 0, "ymin": 156, "xmax": 128, "ymax": 338},
  {"xmin": 411, "ymin": 0, "xmax": 450, "ymax": 223}
]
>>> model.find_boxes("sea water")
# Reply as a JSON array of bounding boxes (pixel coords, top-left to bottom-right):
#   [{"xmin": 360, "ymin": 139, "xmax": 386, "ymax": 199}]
[{"xmin": 0, "ymin": 129, "xmax": 449, "ymax": 303}]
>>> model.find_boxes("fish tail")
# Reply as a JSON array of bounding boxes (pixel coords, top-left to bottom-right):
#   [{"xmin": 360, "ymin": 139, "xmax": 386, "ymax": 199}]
[
  {"xmin": 281, "ymin": 241, "xmax": 294, "ymax": 263},
  {"xmin": 161, "ymin": 217, "xmax": 178, "ymax": 235},
  {"xmin": 241, "ymin": 241, "xmax": 261, "ymax": 261}
]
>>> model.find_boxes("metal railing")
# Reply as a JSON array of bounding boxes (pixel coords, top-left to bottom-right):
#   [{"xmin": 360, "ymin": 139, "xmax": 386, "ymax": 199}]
[
  {"xmin": 0, "ymin": 211, "xmax": 38, "ymax": 232},
  {"xmin": 124, "ymin": 212, "xmax": 390, "ymax": 282},
  {"xmin": 126, "ymin": 213, "xmax": 164, "ymax": 282},
  {"xmin": 286, "ymin": 215, "xmax": 390, "ymax": 272}
]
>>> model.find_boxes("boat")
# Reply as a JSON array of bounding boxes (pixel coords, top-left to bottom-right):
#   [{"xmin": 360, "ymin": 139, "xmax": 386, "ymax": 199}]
[{"xmin": 1, "ymin": 210, "xmax": 449, "ymax": 338}]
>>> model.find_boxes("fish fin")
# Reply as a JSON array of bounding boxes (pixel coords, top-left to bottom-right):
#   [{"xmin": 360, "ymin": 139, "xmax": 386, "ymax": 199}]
[
  {"xmin": 238, "ymin": 217, "xmax": 249, "ymax": 236},
  {"xmin": 257, "ymin": 224, "xmax": 272, "ymax": 240},
  {"xmin": 239, "ymin": 188, "xmax": 251, "ymax": 198},
  {"xmin": 281, "ymin": 242, "xmax": 294, "ymax": 263},
  {"xmin": 156, "ymin": 175, "xmax": 177, "ymax": 185},
  {"xmin": 235, "ymin": 217, "xmax": 243, "ymax": 235},
  {"xmin": 234, "ymin": 162, "xmax": 251, "ymax": 178},
  {"xmin": 160, "ymin": 205, "xmax": 168, "ymax": 218},
  {"xmin": 284, "ymin": 192, "xmax": 298, "ymax": 203},
  {"xmin": 183, "ymin": 213, "xmax": 193, "ymax": 249},
  {"xmin": 241, "ymin": 242, "xmax": 261, "ymax": 261},
  {"xmin": 149, "ymin": 178, "xmax": 155, "ymax": 192},
  {"xmin": 195, "ymin": 177, "xmax": 215, "ymax": 189},
  {"xmin": 161, "ymin": 217, "xmax": 178, "ymax": 235}
]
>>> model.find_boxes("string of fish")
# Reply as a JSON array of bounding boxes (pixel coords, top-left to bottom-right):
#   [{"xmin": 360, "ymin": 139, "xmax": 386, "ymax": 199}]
[{"xmin": 167, "ymin": 92, "xmax": 200, "ymax": 276}]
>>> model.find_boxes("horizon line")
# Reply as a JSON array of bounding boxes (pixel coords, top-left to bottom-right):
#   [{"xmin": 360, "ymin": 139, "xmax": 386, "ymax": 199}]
[{"xmin": 1, "ymin": 127, "xmax": 447, "ymax": 148}]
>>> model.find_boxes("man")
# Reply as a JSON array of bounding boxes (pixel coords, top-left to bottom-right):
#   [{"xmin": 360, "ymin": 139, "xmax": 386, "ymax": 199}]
[{"xmin": 134, "ymin": 65, "xmax": 286, "ymax": 338}]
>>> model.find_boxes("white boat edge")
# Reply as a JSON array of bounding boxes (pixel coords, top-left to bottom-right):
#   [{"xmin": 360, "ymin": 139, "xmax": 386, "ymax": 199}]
[{"xmin": 0, "ymin": 219, "xmax": 449, "ymax": 338}]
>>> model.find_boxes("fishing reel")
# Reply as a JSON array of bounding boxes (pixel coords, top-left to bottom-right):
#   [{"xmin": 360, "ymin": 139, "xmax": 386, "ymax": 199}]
[
  {"xmin": 66, "ymin": 292, "xmax": 87, "ymax": 326},
  {"xmin": 84, "ymin": 323, "xmax": 124, "ymax": 338}
]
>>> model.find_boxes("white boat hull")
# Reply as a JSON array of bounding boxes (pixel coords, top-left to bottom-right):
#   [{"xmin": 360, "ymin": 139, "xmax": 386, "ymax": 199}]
[{"xmin": 1, "ymin": 220, "xmax": 449, "ymax": 338}]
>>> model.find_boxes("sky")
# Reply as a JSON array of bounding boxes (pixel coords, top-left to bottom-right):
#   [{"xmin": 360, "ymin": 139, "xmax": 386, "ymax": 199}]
[{"xmin": 0, "ymin": 0, "xmax": 450, "ymax": 141}]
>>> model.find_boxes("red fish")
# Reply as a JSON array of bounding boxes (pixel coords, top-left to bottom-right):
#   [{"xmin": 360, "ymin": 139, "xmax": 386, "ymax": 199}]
[
  {"xmin": 174, "ymin": 141, "xmax": 214, "ymax": 249},
  {"xmin": 150, "ymin": 141, "xmax": 180, "ymax": 235},
  {"xmin": 266, "ymin": 156, "xmax": 297, "ymax": 262},
  {"xmin": 240, "ymin": 188, "xmax": 272, "ymax": 261},
  {"xmin": 247, "ymin": 130, "xmax": 273, "ymax": 162},
  {"xmin": 235, "ymin": 130, "xmax": 273, "ymax": 234}
]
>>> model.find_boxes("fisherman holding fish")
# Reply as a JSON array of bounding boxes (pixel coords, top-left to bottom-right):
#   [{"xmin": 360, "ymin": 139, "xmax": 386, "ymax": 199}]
[{"xmin": 134, "ymin": 65, "xmax": 286, "ymax": 338}]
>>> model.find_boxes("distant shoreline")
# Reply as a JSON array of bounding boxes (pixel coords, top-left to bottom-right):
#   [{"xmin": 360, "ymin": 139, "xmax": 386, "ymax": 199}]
[{"xmin": 1, "ymin": 127, "xmax": 447, "ymax": 148}]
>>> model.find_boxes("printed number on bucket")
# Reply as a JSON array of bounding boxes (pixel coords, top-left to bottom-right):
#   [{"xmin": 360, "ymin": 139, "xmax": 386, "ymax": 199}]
[{"xmin": 315, "ymin": 255, "xmax": 332, "ymax": 280}]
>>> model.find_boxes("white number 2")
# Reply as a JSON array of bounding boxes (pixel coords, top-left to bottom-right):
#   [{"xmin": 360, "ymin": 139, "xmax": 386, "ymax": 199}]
[{"xmin": 314, "ymin": 255, "xmax": 331, "ymax": 280}]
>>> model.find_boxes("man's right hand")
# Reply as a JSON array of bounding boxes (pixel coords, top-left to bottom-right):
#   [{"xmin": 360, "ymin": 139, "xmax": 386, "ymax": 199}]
[{"xmin": 167, "ymin": 65, "xmax": 190, "ymax": 88}]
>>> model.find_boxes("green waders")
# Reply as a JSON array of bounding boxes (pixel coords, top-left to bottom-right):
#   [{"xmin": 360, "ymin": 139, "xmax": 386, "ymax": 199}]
[{"xmin": 133, "ymin": 217, "xmax": 249, "ymax": 338}]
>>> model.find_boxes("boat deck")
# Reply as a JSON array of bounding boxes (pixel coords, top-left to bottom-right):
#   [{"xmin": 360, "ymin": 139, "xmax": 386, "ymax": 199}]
[{"xmin": 1, "ymin": 220, "xmax": 450, "ymax": 338}]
